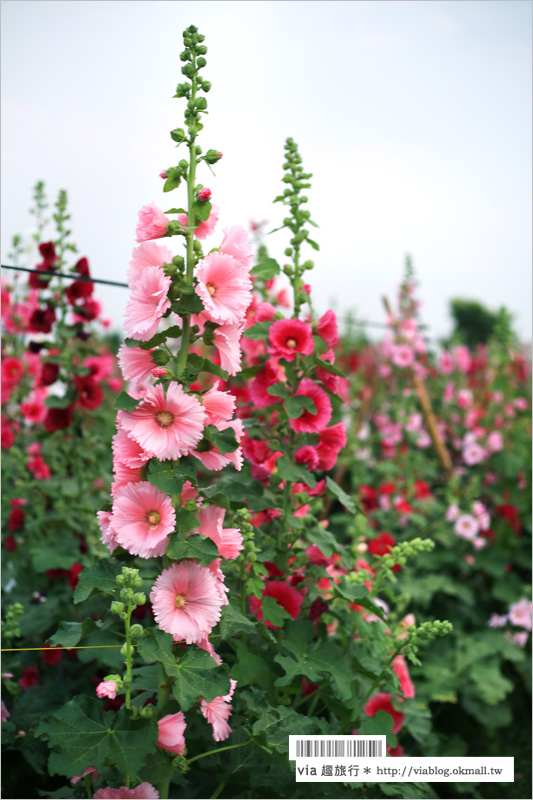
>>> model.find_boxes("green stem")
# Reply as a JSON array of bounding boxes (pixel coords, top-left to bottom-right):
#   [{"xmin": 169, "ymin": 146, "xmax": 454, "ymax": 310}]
[
  {"xmin": 159, "ymin": 779, "xmax": 170, "ymax": 800},
  {"xmin": 187, "ymin": 738, "xmax": 253, "ymax": 766},
  {"xmin": 157, "ymin": 662, "xmax": 170, "ymax": 709},
  {"xmin": 360, "ymin": 648, "xmax": 402, "ymax": 707},
  {"xmin": 210, "ymin": 780, "xmax": 226, "ymax": 800},
  {"xmin": 124, "ymin": 601, "xmax": 133, "ymax": 710}
]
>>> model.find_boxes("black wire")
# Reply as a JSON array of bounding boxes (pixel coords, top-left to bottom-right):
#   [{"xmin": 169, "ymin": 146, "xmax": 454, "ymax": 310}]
[{"xmin": 1, "ymin": 264, "xmax": 128, "ymax": 288}]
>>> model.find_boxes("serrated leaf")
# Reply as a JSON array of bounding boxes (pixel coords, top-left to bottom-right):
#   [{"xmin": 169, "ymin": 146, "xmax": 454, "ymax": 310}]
[
  {"xmin": 172, "ymin": 291, "xmax": 204, "ymax": 315},
  {"xmin": 276, "ymin": 456, "xmax": 316, "ymax": 489},
  {"xmin": 243, "ymin": 321, "xmax": 273, "ymax": 340},
  {"xmin": 73, "ymin": 560, "xmax": 122, "ymax": 604},
  {"xmin": 220, "ymin": 604, "xmax": 256, "ymax": 638},
  {"xmin": 252, "ymin": 706, "xmax": 317, "ymax": 753},
  {"xmin": 203, "ymin": 424, "xmax": 238, "ymax": 454},
  {"xmin": 114, "ymin": 391, "xmax": 141, "ymax": 412},
  {"xmin": 173, "ymin": 649, "xmax": 230, "ymax": 711},
  {"xmin": 261, "ymin": 596, "xmax": 292, "ymax": 627},
  {"xmin": 175, "ymin": 506, "xmax": 199, "ymax": 535},
  {"xmin": 190, "ymin": 199, "xmax": 212, "ymax": 223},
  {"xmin": 358, "ymin": 709, "xmax": 397, "ymax": 748},
  {"xmin": 48, "ymin": 619, "xmax": 97, "ymax": 648},
  {"xmin": 284, "ymin": 395, "xmax": 317, "ymax": 419},
  {"xmin": 274, "ymin": 629, "xmax": 354, "ymax": 701},
  {"xmin": 230, "ymin": 639, "xmax": 272, "ymax": 688},
  {"xmin": 251, "ymin": 258, "xmax": 281, "ymax": 281},
  {"xmin": 138, "ymin": 628, "xmax": 179, "ymax": 677},
  {"xmin": 146, "ymin": 460, "xmax": 194, "ymax": 495},
  {"xmin": 31, "ymin": 538, "xmax": 81, "ymax": 573},
  {"xmin": 185, "ymin": 534, "xmax": 220, "ymax": 564},
  {"xmin": 326, "ymin": 476, "xmax": 355, "ymax": 513}
]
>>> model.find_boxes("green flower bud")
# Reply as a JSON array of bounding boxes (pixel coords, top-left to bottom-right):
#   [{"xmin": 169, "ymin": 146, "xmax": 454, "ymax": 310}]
[
  {"xmin": 140, "ymin": 705, "xmax": 155, "ymax": 718},
  {"xmin": 205, "ymin": 149, "xmax": 223, "ymax": 164},
  {"xmin": 179, "ymin": 159, "xmax": 189, "ymax": 170},
  {"xmin": 202, "ymin": 81, "xmax": 212, "ymax": 92},
  {"xmin": 197, "ymin": 44, "xmax": 207, "ymax": 54},
  {"xmin": 197, "ymin": 57, "xmax": 207, "ymax": 69},
  {"xmin": 116, "ymin": 574, "xmax": 125, "ymax": 585},
  {"xmin": 130, "ymin": 624, "xmax": 145, "ymax": 639},
  {"xmin": 284, "ymin": 248, "xmax": 293, "ymax": 256},
  {"xmin": 170, "ymin": 128, "xmax": 186, "ymax": 143},
  {"xmin": 151, "ymin": 349, "xmax": 170, "ymax": 366},
  {"xmin": 181, "ymin": 63, "xmax": 194, "ymax": 78},
  {"xmin": 133, "ymin": 592, "xmax": 146, "ymax": 607},
  {"xmin": 110, "ymin": 601, "xmax": 125, "ymax": 615},
  {"xmin": 121, "ymin": 588, "xmax": 133, "ymax": 601},
  {"xmin": 180, "ymin": 49, "xmax": 191, "ymax": 62}
]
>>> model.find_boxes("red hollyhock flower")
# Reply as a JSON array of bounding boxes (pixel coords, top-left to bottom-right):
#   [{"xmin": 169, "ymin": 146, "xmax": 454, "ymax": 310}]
[
  {"xmin": 495, "ymin": 504, "xmax": 521, "ymax": 533},
  {"xmin": 308, "ymin": 597, "xmax": 329, "ymax": 622},
  {"xmin": 74, "ymin": 257, "xmax": 90, "ymax": 277},
  {"xmin": 263, "ymin": 561, "xmax": 284, "ymax": 578},
  {"xmin": 359, "ymin": 486, "xmax": 378, "ymax": 513},
  {"xmin": 268, "ymin": 318, "xmax": 314, "ymax": 362},
  {"xmin": 39, "ymin": 362, "xmax": 60, "ymax": 386},
  {"xmin": 4, "ymin": 536, "xmax": 17, "ymax": 553},
  {"xmin": 289, "ymin": 379, "xmax": 332, "ymax": 434},
  {"xmin": 18, "ymin": 667, "xmax": 39, "ymax": 690},
  {"xmin": 29, "ymin": 303, "xmax": 56, "ymax": 334},
  {"xmin": 68, "ymin": 562, "xmax": 83, "ymax": 590},
  {"xmin": 249, "ymin": 581, "xmax": 304, "ymax": 629},
  {"xmin": 41, "ymin": 643, "xmax": 63, "ymax": 666},
  {"xmin": 74, "ymin": 376, "xmax": 104, "ymax": 410},
  {"xmin": 39, "ymin": 242, "xmax": 57, "ymax": 261},
  {"xmin": 368, "ymin": 533, "xmax": 395, "ymax": 557},
  {"xmin": 66, "ymin": 280, "xmax": 93, "ymax": 305},
  {"xmin": 301, "ymin": 677, "xmax": 319, "ymax": 696},
  {"xmin": 414, "ymin": 480, "xmax": 431, "ymax": 500},
  {"xmin": 43, "ymin": 405, "xmax": 74, "ymax": 432},
  {"xmin": 8, "ymin": 508, "xmax": 25, "ymax": 530},
  {"xmin": 1, "ymin": 356, "xmax": 24, "ymax": 384},
  {"xmin": 249, "ymin": 363, "xmax": 282, "ymax": 408},
  {"xmin": 378, "ymin": 482, "xmax": 396, "ymax": 496},
  {"xmin": 315, "ymin": 422, "xmax": 347, "ymax": 471},
  {"xmin": 73, "ymin": 298, "xmax": 100, "ymax": 321},
  {"xmin": 395, "ymin": 499, "xmax": 413, "ymax": 515},
  {"xmin": 315, "ymin": 309, "xmax": 338, "ymax": 347},
  {"xmin": 363, "ymin": 692, "xmax": 404, "ymax": 734}
]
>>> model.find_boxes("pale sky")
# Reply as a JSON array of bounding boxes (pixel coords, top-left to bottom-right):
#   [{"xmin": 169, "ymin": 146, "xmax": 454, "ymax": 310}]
[{"xmin": 2, "ymin": 0, "xmax": 532, "ymax": 340}]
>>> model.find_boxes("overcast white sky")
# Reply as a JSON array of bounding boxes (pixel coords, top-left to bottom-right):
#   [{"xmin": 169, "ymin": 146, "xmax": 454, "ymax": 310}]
[{"xmin": 2, "ymin": 0, "xmax": 531, "ymax": 340}]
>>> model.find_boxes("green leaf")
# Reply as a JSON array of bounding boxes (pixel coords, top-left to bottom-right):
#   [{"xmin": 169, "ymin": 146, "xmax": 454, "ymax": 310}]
[
  {"xmin": 44, "ymin": 391, "xmax": 76, "ymax": 409},
  {"xmin": 114, "ymin": 391, "xmax": 141, "ymax": 412},
  {"xmin": 242, "ymin": 321, "xmax": 273, "ymax": 340},
  {"xmin": 185, "ymin": 534, "xmax": 221, "ymax": 565},
  {"xmin": 220, "ymin": 604, "xmax": 256, "ymax": 639},
  {"xmin": 172, "ymin": 290, "xmax": 204, "ymax": 315},
  {"xmin": 307, "ymin": 525, "xmax": 341, "ymax": 559},
  {"xmin": 314, "ymin": 357, "xmax": 344, "ymax": 377},
  {"xmin": 31, "ymin": 538, "xmax": 82, "ymax": 573},
  {"xmin": 276, "ymin": 456, "xmax": 316, "ymax": 488},
  {"xmin": 284, "ymin": 395, "xmax": 317, "ymax": 419},
  {"xmin": 251, "ymin": 258, "xmax": 281, "ymax": 280},
  {"xmin": 48, "ymin": 619, "xmax": 97, "ymax": 648},
  {"xmin": 73, "ymin": 560, "xmax": 122, "ymax": 604},
  {"xmin": 175, "ymin": 506, "xmax": 199, "ymax": 536},
  {"xmin": 252, "ymin": 706, "xmax": 317, "ymax": 754},
  {"xmin": 335, "ymin": 580, "xmax": 386, "ymax": 620},
  {"xmin": 261, "ymin": 596, "xmax": 292, "ymax": 627},
  {"xmin": 190, "ymin": 199, "xmax": 212, "ymax": 223},
  {"xmin": 165, "ymin": 537, "xmax": 189, "ymax": 560},
  {"xmin": 231, "ymin": 639, "xmax": 272, "ymax": 688},
  {"xmin": 240, "ymin": 365, "xmax": 263, "ymax": 380},
  {"xmin": 172, "ymin": 649, "xmax": 230, "ymax": 711},
  {"xmin": 306, "ymin": 237, "xmax": 320, "ymax": 251},
  {"xmin": 326, "ymin": 476, "xmax": 355, "ymax": 513},
  {"xmin": 358, "ymin": 709, "xmax": 397, "ymax": 748},
  {"xmin": 147, "ymin": 460, "xmax": 195, "ymax": 495},
  {"xmin": 203, "ymin": 424, "xmax": 239, "ymax": 454},
  {"xmin": 266, "ymin": 382, "xmax": 289, "ymax": 400},
  {"xmin": 138, "ymin": 629, "xmax": 179, "ymax": 677},
  {"xmin": 36, "ymin": 696, "xmax": 158, "ymax": 778},
  {"xmin": 201, "ymin": 359, "xmax": 229, "ymax": 381}
]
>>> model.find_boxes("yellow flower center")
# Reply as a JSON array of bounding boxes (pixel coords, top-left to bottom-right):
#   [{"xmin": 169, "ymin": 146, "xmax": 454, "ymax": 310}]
[
  {"xmin": 206, "ymin": 283, "xmax": 216, "ymax": 297},
  {"xmin": 174, "ymin": 594, "xmax": 186, "ymax": 609},
  {"xmin": 286, "ymin": 337, "xmax": 297, "ymax": 349},
  {"xmin": 156, "ymin": 411, "xmax": 173, "ymax": 427},
  {"xmin": 147, "ymin": 510, "xmax": 161, "ymax": 527}
]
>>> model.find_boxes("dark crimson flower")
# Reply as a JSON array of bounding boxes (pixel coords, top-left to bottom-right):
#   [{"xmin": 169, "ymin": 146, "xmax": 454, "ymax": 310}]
[
  {"xmin": 46, "ymin": 568, "xmax": 69, "ymax": 579},
  {"xmin": 309, "ymin": 597, "xmax": 329, "ymax": 622},
  {"xmin": 368, "ymin": 533, "xmax": 396, "ymax": 557},
  {"xmin": 301, "ymin": 677, "xmax": 319, "ymax": 696},
  {"xmin": 359, "ymin": 486, "xmax": 378, "ymax": 513},
  {"xmin": 43, "ymin": 405, "xmax": 73, "ymax": 433},
  {"xmin": 28, "ymin": 341, "xmax": 46, "ymax": 354},
  {"xmin": 41, "ymin": 643, "xmax": 63, "ymax": 666},
  {"xmin": 8, "ymin": 508, "xmax": 25, "ymax": 530},
  {"xmin": 74, "ymin": 376, "xmax": 104, "ymax": 410},
  {"xmin": 4, "ymin": 536, "xmax": 16, "ymax": 553},
  {"xmin": 363, "ymin": 692, "xmax": 404, "ymax": 734},
  {"xmin": 39, "ymin": 242, "xmax": 57, "ymax": 260},
  {"xmin": 249, "ymin": 581, "xmax": 304, "ymax": 629},
  {"xmin": 74, "ymin": 257, "xmax": 90, "ymax": 277},
  {"xmin": 495, "ymin": 504, "xmax": 521, "ymax": 533},
  {"xmin": 68, "ymin": 562, "xmax": 83, "ymax": 590},
  {"xmin": 264, "ymin": 561, "xmax": 284, "ymax": 578},
  {"xmin": 66, "ymin": 280, "xmax": 93, "ymax": 305},
  {"xmin": 18, "ymin": 667, "xmax": 39, "ymax": 690},
  {"xmin": 74, "ymin": 298, "xmax": 100, "ymax": 321},
  {"xmin": 39, "ymin": 362, "xmax": 60, "ymax": 386},
  {"xmin": 1, "ymin": 417, "xmax": 15, "ymax": 450},
  {"xmin": 29, "ymin": 303, "xmax": 56, "ymax": 334}
]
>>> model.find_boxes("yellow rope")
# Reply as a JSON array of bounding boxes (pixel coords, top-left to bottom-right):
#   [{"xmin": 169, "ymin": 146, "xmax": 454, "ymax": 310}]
[{"xmin": 1, "ymin": 634, "xmax": 221, "ymax": 653}]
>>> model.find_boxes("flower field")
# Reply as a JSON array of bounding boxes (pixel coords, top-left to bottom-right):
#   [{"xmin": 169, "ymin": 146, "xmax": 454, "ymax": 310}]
[{"xmin": 1, "ymin": 24, "xmax": 531, "ymax": 800}]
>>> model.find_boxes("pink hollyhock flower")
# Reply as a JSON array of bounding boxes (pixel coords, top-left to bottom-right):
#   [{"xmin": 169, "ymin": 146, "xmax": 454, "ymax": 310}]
[
  {"xmin": 295, "ymin": 445, "xmax": 319, "ymax": 470},
  {"xmin": 135, "ymin": 203, "xmax": 169, "ymax": 243},
  {"xmin": 508, "ymin": 631, "xmax": 529, "ymax": 647},
  {"xmin": 94, "ymin": 783, "xmax": 159, "ymax": 799},
  {"xmin": 256, "ymin": 302, "xmax": 277, "ymax": 322},
  {"xmin": 112, "ymin": 425, "xmax": 151, "ymax": 469},
  {"xmin": 28, "ymin": 455, "xmax": 51, "ymax": 480},
  {"xmin": 392, "ymin": 344, "xmax": 414, "ymax": 368},
  {"xmin": 201, "ymin": 383, "xmax": 235, "ymax": 426},
  {"xmin": 514, "ymin": 397, "xmax": 528, "ymax": 411},
  {"xmin": 111, "ymin": 463, "xmax": 143, "ymax": 495},
  {"xmin": 363, "ymin": 693, "xmax": 404, "ymax": 734},
  {"xmin": 392, "ymin": 655, "xmax": 415, "ymax": 698},
  {"xmin": 454, "ymin": 514, "xmax": 479, "ymax": 540},
  {"xmin": 289, "ymin": 379, "xmax": 332, "ymax": 434},
  {"xmin": 84, "ymin": 354, "xmax": 114, "ymax": 382},
  {"xmin": 488, "ymin": 613, "xmax": 508, "ymax": 628},
  {"xmin": 118, "ymin": 344, "xmax": 155, "ymax": 383},
  {"xmin": 20, "ymin": 390, "xmax": 47, "ymax": 424},
  {"xmin": 486, "ymin": 430, "xmax": 503, "ymax": 453},
  {"xmin": 439, "ymin": 351, "xmax": 454, "ymax": 374},
  {"xmin": 111, "ymin": 481, "xmax": 175, "ymax": 558},
  {"xmin": 249, "ymin": 581, "xmax": 304, "ymax": 629},
  {"xmin": 150, "ymin": 561, "xmax": 226, "ymax": 644},
  {"xmin": 454, "ymin": 345, "xmax": 471, "ymax": 373},
  {"xmin": 2, "ymin": 356, "xmax": 24, "ymax": 384},
  {"xmin": 405, "ymin": 413, "xmax": 422, "ymax": 433},
  {"xmin": 200, "ymin": 679, "xmax": 237, "ymax": 742},
  {"xmin": 157, "ymin": 711, "xmax": 187, "ymax": 755},
  {"xmin": 416, "ymin": 430, "xmax": 431, "ymax": 449},
  {"xmin": 124, "ymin": 267, "xmax": 171, "ymax": 341},
  {"xmin": 193, "ymin": 418, "xmax": 244, "ymax": 472},
  {"xmin": 219, "ymin": 226, "xmax": 253, "ymax": 271},
  {"xmin": 1, "ymin": 700, "xmax": 9, "ymax": 722},
  {"xmin": 96, "ymin": 680, "xmax": 118, "ymax": 700},
  {"xmin": 213, "ymin": 322, "xmax": 244, "ymax": 377},
  {"xmin": 71, "ymin": 767, "xmax": 99, "ymax": 785},
  {"xmin": 195, "ymin": 252, "xmax": 252, "ymax": 324},
  {"xmin": 315, "ymin": 310, "xmax": 338, "ymax": 347},
  {"xmin": 473, "ymin": 537, "xmax": 486, "ymax": 550},
  {"xmin": 120, "ymin": 383, "xmax": 206, "ymax": 460},
  {"xmin": 268, "ymin": 318, "xmax": 314, "ymax": 362},
  {"xmin": 128, "ymin": 241, "xmax": 173, "ymax": 286},
  {"xmin": 275, "ymin": 287, "xmax": 291, "ymax": 308},
  {"xmin": 446, "ymin": 503, "xmax": 460, "ymax": 522},
  {"xmin": 177, "ymin": 204, "xmax": 219, "ymax": 240},
  {"xmin": 463, "ymin": 442, "xmax": 486, "ymax": 466},
  {"xmin": 508, "ymin": 598, "xmax": 532, "ymax": 630},
  {"xmin": 194, "ymin": 505, "xmax": 243, "ymax": 560},
  {"xmin": 197, "ymin": 635, "xmax": 223, "ymax": 665},
  {"xmin": 97, "ymin": 510, "xmax": 119, "ymax": 554}
]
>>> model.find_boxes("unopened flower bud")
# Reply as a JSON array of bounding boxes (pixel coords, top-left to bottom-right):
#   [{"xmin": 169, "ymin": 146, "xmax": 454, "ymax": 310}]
[
  {"xmin": 152, "ymin": 367, "xmax": 168, "ymax": 378},
  {"xmin": 198, "ymin": 187, "xmax": 211, "ymax": 202},
  {"xmin": 170, "ymin": 128, "xmax": 186, "ymax": 143},
  {"xmin": 110, "ymin": 601, "xmax": 125, "ymax": 615},
  {"xmin": 202, "ymin": 81, "xmax": 212, "ymax": 92},
  {"xmin": 133, "ymin": 592, "xmax": 146, "ymax": 606},
  {"xmin": 129, "ymin": 624, "xmax": 144, "ymax": 639},
  {"xmin": 205, "ymin": 149, "xmax": 222, "ymax": 164},
  {"xmin": 159, "ymin": 170, "xmax": 168, "ymax": 179},
  {"xmin": 197, "ymin": 57, "xmax": 207, "ymax": 69},
  {"xmin": 140, "ymin": 705, "xmax": 155, "ymax": 718}
]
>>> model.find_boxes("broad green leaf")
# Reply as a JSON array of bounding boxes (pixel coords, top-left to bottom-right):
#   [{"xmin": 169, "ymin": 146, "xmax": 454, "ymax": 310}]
[
  {"xmin": 73, "ymin": 560, "xmax": 122, "ymax": 604},
  {"xmin": 172, "ymin": 649, "xmax": 230, "ymax": 711},
  {"xmin": 114, "ymin": 391, "xmax": 141, "ymax": 412},
  {"xmin": 243, "ymin": 321, "xmax": 273, "ymax": 340},
  {"xmin": 358, "ymin": 709, "xmax": 397, "ymax": 748},
  {"xmin": 335, "ymin": 581, "xmax": 387, "ymax": 620},
  {"xmin": 172, "ymin": 290, "xmax": 204, "ymax": 315},
  {"xmin": 251, "ymin": 258, "xmax": 281, "ymax": 280},
  {"xmin": 252, "ymin": 706, "xmax": 317, "ymax": 753},
  {"xmin": 44, "ymin": 391, "xmax": 76, "ymax": 409},
  {"xmin": 31, "ymin": 538, "xmax": 82, "ymax": 573},
  {"xmin": 36, "ymin": 696, "xmax": 158, "ymax": 777},
  {"xmin": 138, "ymin": 628, "xmax": 179, "ymax": 677},
  {"xmin": 274, "ymin": 636, "xmax": 354, "ymax": 700},
  {"xmin": 146, "ymin": 459, "xmax": 195, "ymax": 495},
  {"xmin": 284, "ymin": 395, "xmax": 317, "ymax": 419},
  {"xmin": 326, "ymin": 476, "xmax": 356, "ymax": 513},
  {"xmin": 261, "ymin": 596, "xmax": 292, "ymax": 627},
  {"xmin": 49, "ymin": 619, "xmax": 97, "ymax": 648},
  {"xmin": 174, "ymin": 506, "xmax": 199, "ymax": 535},
  {"xmin": 276, "ymin": 456, "xmax": 316, "ymax": 488},
  {"xmin": 230, "ymin": 639, "xmax": 272, "ymax": 688},
  {"xmin": 203, "ymin": 424, "xmax": 239, "ymax": 454},
  {"xmin": 185, "ymin": 534, "xmax": 220, "ymax": 564},
  {"xmin": 220, "ymin": 604, "xmax": 256, "ymax": 638},
  {"xmin": 202, "ymin": 359, "xmax": 229, "ymax": 380},
  {"xmin": 266, "ymin": 382, "xmax": 289, "ymax": 400}
]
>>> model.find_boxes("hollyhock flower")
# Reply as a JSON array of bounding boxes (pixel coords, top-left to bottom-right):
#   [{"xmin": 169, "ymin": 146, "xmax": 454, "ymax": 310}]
[
  {"xmin": 74, "ymin": 376, "xmax": 104, "ymax": 410},
  {"xmin": 39, "ymin": 362, "xmax": 60, "ymax": 387},
  {"xmin": 65, "ymin": 279, "xmax": 93, "ymax": 305},
  {"xmin": 124, "ymin": 266, "xmax": 171, "ymax": 341},
  {"xmin": 268, "ymin": 318, "xmax": 314, "ymax": 362},
  {"xmin": 18, "ymin": 667, "xmax": 39, "ymax": 690},
  {"xmin": 488, "ymin": 613, "xmax": 508, "ymax": 628},
  {"xmin": 486, "ymin": 430, "xmax": 504, "ymax": 453},
  {"xmin": 1, "ymin": 701, "xmax": 9, "ymax": 722},
  {"xmin": 200, "ymin": 679, "xmax": 237, "ymax": 742},
  {"xmin": 177, "ymin": 204, "xmax": 219, "ymax": 240},
  {"xmin": 416, "ymin": 430, "xmax": 431, "ymax": 448},
  {"xmin": 194, "ymin": 505, "xmax": 243, "ymax": 560},
  {"xmin": 446, "ymin": 503, "xmax": 460, "ymax": 522},
  {"xmin": 289, "ymin": 379, "xmax": 332, "ymax": 434},
  {"xmin": 1, "ymin": 356, "xmax": 24, "ymax": 384},
  {"xmin": 1, "ymin": 417, "xmax": 15, "ymax": 449},
  {"xmin": 454, "ymin": 345, "xmax": 471, "ymax": 373},
  {"xmin": 275, "ymin": 287, "xmax": 291, "ymax": 307},
  {"xmin": 117, "ymin": 345, "xmax": 155, "ymax": 384},
  {"xmin": 43, "ymin": 405, "xmax": 74, "ymax": 433},
  {"xmin": 315, "ymin": 309, "xmax": 338, "ymax": 347},
  {"xmin": 219, "ymin": 226, "xmax": 253, "ymax": 271},
  {"xmin": 363, "ymin": 693, "xmax": 404, "ymax": 734},
  {"xmin": 392, "ymin": 655, "xmax": 415, "ymax": 698},
  {"xmin": 28, "ymin": 302, "xmax": 56, "ymax": 333},
  {"xmin": 94, "ymin": 783, "xmax": 159, "ymax": 799},
  {"xmin": 96, "ymin": 681, "xmax": 118, "ymax": 699},
  {"xmin": 508, "ymin": 598, "xmax": 532, "ymax": 630},
  {"xmin": 514, "ymin": 397, "xmax": 528, "ymax": 411},
  {"xmin": 392, "ymin": 344, "xmax": 414, "ymax": 368},
  {"xmin": 294, "ymin": 445, "xmax": 319, "ymax": 470},
  {"xmin": 463, "ymin": 442, "xmax": 486, "ymax": 466},
  {"xmin": 249, "ymin": 581, "xmax": 304, "ymax": 629},
  {"xmin": 368, "ymin": 533, "xmax": 395, "ymax": 557},
  {"xmin": 405, "ymin": 413, "xmax": 422, "ymax": 433},
  {"xmin": 111, "ymin": 481, "xmax": 175, "ymax": 558},
  {"xmin": 157, "ymin": 712, "xmax": 187, "ymax": 755},
  {"xmin": 249, "ymin": 362, "xmax": 283, "ymax": 408},
  {"xmin": 213, "ymin": 322, "xmax": 244, "ymax": 376},
  {"xmin": 97, "ymin": 510, "xmax": 119, "ymax": 554},
  {"xmin": 315, "ymin": 422, "xmax": 347, "ymax": 471},
  {"xmin": 473, "ymin": 537, "xmax": 486, "ymax": 550},
  {"xmin": 120, "ymin": 383, "xmax": 206, "ymax": 460},
  {"xmin": 195, "ymin": 252, "xmax": 252, "ymax": 324},
  {"xmin": 454, "ymin": 514, "xmax": 479, "ymax": 540},
  {"xmin": 201, "ymin": 383, "xmax": 236, "ymax": 427},
  {"xmin": 8, "ymin": 506, "xmax": 25, "ymax": 530},
  {"xmin": 256, "ymin": 302, "xmax": 277, "ymax": 322},
  {"xmin": 112, "ymin": 425, "xmax": 151, "ymax": 469},
  {"xmin": 197, "ymin": 635, "xmax": 223, "ymax": 665},
  {"xmin": 28, "ymin": 455, "xmax": 51, "ymax": 480},
  {"xmin": 69, "ymin": 562, "xmax": 83, "ymax": 590},
  {"xmin": 136, "ymin": 202, "xmax": 169, "ymax": 242},
  {"xmin": 150, "ymin": 561, "xmax": 226, "ymax": 644},
  {"xmin": 128, "ymin": 241, "xmax": 173, "ymax": 286},
  {"xmin": 41, "ymin": 643, "xmax": 63, "ymax": 666},
  {"xmin": 20, "ymin": 390, "xmax": 47, "ymax": 424},
  {"xmin": 508, "ymin": 631, "xmax": 529, "ymax": 647},
  {"xmin": 71, "ymin": 768, "xmax": 99, "ymax": 785}
]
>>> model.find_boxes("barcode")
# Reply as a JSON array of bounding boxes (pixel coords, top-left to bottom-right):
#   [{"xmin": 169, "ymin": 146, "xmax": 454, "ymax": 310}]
[{"xmin": 295, "ymin": 739, "xmax": 383, "ymax": 758}]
